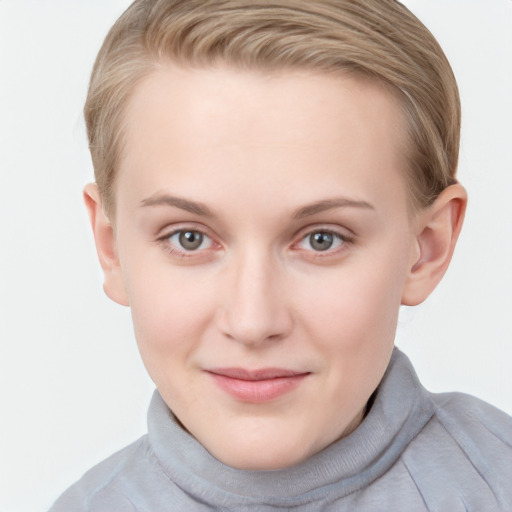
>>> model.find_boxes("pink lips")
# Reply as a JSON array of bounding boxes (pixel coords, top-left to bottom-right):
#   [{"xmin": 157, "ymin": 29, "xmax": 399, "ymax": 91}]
[{"xmin": 206, "ymin": 368, "xmax": 309, "ymax": 403}]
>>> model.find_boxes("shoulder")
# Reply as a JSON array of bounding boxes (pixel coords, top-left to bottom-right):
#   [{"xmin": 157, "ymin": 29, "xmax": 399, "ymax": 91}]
[
  {"xmin": 401, "ymin": 391, "xmax": 512, "ymax": 510},
  {"xmin": 431, "ymin": 391, "xmax": 512, "ymax": 466},
  {"xmin": 432, "ymin": 391, "xmax": 512, "ymax": 446},
  {"xmin": 48, "ymin": 436, "xmax": 149, "ymax": 512}
]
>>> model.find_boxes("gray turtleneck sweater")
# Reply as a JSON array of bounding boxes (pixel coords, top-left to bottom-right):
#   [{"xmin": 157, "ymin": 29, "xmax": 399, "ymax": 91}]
[{"xmin": 48, "ymin": 349, "xmax": 512, "ymax": 511}]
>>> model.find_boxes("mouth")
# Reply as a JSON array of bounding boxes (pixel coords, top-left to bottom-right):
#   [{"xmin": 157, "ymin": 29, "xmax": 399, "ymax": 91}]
[{"xmin": 205, "ymin": 368, "xmax": 310, "ymax": 403}]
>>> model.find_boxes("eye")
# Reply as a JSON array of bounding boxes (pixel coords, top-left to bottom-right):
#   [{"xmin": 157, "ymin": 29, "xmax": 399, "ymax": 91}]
[
  {"xmin": 167, "ymin": 229, "xmax": 213, "ymax": 252},
  {"xmin": 297, "ymin": 230, "xmax": 346, "ymax": 252}
]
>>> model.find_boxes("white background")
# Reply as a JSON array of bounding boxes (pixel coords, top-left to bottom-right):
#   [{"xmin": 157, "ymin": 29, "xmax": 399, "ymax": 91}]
[{"xmin": 0, "ymin": 1, "xmax": 511, "ymax": 511}]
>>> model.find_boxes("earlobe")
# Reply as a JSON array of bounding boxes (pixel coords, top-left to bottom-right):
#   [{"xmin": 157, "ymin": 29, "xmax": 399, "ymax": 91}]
[
  {"xmin": 83, "ymin": 183, "xmax": 129, "ymax": 307},
  {"xmin": 401, "ymin": 184, "xmax": 467, "ymax": 306}
]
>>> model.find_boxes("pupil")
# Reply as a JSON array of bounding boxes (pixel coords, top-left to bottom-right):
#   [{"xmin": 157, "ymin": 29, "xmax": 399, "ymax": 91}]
[
  {"xmin": 311, "ymin": 232, "xmax": 333, "ymax": 251},
  {"xmin": 179, "ymin": 231, "xmax": 203, "ymax": 250}
]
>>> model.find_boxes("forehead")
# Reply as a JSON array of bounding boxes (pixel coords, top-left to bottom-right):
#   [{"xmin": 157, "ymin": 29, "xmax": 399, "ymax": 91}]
[{"xmin": 118, "ymin": 64, "xmax": 410, "ymax": 217}]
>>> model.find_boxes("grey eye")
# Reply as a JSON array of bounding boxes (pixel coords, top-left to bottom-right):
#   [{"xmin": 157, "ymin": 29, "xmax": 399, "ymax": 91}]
[
  {"xmin": 164, "ymin": 229, "xmax": 214, "ymax": 254},
  {"xmin": 309, "ymin": 232, "xmax": 334, "ymax": 251},
  {"xmin": 178, "ymin": 230, "xmax": 204, "ymax": 250},
  {"xmin": 297, "ymin": 230, "xmax": 346, "ymax": 254}
]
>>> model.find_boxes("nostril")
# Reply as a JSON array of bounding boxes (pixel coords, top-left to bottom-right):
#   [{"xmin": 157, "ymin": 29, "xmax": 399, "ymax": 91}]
[
  {"xmin": 215, "ymin": 256, "xmax": 293, "ymax": 345},
  {"xmin": 217, "ymin": 305, "xmax": 292, "ymax": 346}
]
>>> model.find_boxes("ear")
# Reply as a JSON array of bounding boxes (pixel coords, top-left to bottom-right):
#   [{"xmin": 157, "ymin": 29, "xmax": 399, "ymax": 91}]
[
  {"xmin": 401, "ymin": 184, "xmax": 467, "ymax": 306},
  {"xmin": 83, "ymin": 183, "xmax": 129, "ymax": 306}
]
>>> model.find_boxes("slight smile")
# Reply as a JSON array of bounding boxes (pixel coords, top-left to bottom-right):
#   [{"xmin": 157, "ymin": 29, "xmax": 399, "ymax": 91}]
[{"xmin": 206, "ymin": 368, "xmax": 311, "ymax": 403}]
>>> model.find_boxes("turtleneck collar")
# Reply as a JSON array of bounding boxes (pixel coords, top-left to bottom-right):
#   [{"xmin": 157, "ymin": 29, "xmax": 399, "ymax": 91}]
[{"xmin": 147, "ymin": 348, "xmax": 435, "ymax": 506}]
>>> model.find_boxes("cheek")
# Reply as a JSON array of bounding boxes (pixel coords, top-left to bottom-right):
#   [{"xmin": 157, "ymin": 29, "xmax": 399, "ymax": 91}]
[
  {"xmin": 296, "ymin": 251, "xmax": 408, "ymax": 352},
  {"xmin": 124, "ymin": 262, "xmax": 216, "ymax": 364}
]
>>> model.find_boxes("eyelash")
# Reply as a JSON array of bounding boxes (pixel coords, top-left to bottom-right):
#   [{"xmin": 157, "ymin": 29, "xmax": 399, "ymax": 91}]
[
  {"xmin": 156, "ymin": 226, "xmax": 354, "ymax": 260},
  {"xmin": 294, "ymin": 228, "xmax": 353, "ymax": 257},
  {"xmin": 157, "ymin": 227, "xmax": 217, "ymax": 259}
]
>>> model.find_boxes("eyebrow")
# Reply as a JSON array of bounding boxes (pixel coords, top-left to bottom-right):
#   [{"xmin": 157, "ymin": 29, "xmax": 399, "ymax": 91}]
[
  {"xmin": 140, "ymin": 194, "xmax": 214, "ymax": 217},
  {"xmin": 140, "ymin": 194, "xmax": 374, "ymax": 219},
  {"xmin": 293, "ymin": 197, "xmax": 375, "ymax": 219}
]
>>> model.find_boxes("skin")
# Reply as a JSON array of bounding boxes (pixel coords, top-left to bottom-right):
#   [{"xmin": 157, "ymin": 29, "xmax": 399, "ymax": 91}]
[{"xmin": 86, "ymin": 64, "xmax": 466, "ymax": 470}]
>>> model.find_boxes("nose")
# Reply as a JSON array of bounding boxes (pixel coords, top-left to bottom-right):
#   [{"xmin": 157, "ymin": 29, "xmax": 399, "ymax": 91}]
[{"xmin": 217, "ymin": 249, "xmax": 293, "ymax": 347}]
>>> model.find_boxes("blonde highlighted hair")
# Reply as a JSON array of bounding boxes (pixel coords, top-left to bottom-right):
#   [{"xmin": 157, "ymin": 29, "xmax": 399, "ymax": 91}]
[{"xmin": 85, "ymin": 0, "xmax": 460, "ymax": 217}]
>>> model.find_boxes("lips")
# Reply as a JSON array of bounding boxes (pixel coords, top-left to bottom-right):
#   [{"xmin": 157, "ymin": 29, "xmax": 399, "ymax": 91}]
[{"xmin": 206, "ymin": 368, "xmax": 310, "ymax": 403}]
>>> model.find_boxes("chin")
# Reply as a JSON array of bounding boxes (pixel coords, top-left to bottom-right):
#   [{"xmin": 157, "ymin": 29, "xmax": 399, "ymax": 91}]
[
  {"xmin": 220, "ymin": 450, "xmax": 308, "ymax": 471},
  {"xmin": 207, "ymin": 432, "xmax": 316, "ymax": 471}
]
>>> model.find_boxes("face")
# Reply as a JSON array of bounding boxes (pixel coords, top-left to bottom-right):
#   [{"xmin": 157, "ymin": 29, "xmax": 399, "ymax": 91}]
[{"xmin": 110, "ymin": 64, "xmax": 420, "ymax": 470}]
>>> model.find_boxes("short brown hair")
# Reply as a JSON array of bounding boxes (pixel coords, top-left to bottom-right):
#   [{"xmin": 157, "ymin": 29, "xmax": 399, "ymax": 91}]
[{"xmin": 85, "ymin": 0, "xmax": 460, "ymax": 218}]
